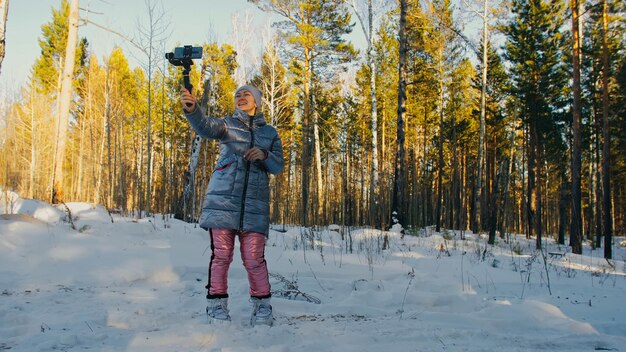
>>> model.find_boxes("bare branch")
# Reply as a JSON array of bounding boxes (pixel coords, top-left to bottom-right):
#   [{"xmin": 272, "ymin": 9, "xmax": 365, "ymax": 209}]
[
  {"xmin": 79, "ymin": 7, "xmax": 105, "ymax": 15},
  {"xmin": 80, "ymin": 18, "xmax": 146, "ymax": 54},
  {"xmin": 461, "ymin": 0, "xmax": 485, "ymax": 18},
  {"xmin": 429, "ymin": 9, "xmax": 481, "ymax": 58}
]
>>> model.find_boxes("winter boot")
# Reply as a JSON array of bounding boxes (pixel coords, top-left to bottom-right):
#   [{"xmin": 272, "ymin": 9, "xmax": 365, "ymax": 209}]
[
  {"xmin": 250, "ymin": 297, "xmax": 273, "ymax": 326},
  {"xmin": 206, "ymin": 297, "xmax": 231, "ymax": 323}
]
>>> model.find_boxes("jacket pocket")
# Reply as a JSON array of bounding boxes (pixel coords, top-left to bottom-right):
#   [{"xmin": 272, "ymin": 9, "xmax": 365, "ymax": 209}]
[
  {"xmin": 208, "ymin": 156, "xmax": 238, "ymax": 195},
  {"xmin": 216, "ymin": 163, "xmax": 232, "ymax": 171}
]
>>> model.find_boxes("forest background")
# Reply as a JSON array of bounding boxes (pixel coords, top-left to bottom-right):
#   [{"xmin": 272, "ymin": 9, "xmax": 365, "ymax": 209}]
[{"xmin": 0, "ymin": 0, "xmax": 625, "ymax": 259}]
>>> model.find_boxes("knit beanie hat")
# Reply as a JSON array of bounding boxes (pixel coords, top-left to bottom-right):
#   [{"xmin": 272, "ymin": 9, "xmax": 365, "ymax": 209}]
[{"xmin": 234, "ymin": 85, "xmax": 262, "ymax": 112}]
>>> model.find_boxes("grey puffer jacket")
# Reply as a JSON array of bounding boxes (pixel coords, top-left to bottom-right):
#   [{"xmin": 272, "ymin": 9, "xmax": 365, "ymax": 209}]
[{"xmin": 184, "ymin": 107, "xmax": 284, "ymax": 236}]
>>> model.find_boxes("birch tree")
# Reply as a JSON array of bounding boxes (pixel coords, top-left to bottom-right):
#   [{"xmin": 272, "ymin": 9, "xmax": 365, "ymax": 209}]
[
  {"xmin": 504, "ymin": 0, "xmax": 567, "ymax": 249},
  {"xmin": 230, "ymin": 10, "xmax": 257, "ymax": 86},
  {"xmin": 0, "ymin": 0, "xmax": 8, "ymax": 74},
  {"xmin": 52, "ymin": 0, "xmax": 79, "ymax": 203},
  {"xmin": 345, "ymin": 0, "xmax": 390, "ymax": 227},
  {"xmin": 135, "ymin": 0, "xmax": 170, "ymax": 215}
]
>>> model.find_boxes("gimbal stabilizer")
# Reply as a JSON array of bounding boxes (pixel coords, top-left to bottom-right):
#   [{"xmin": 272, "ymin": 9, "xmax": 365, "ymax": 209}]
[{"xmin": 165, "ymin": 45, "xmax": 203, "ymax": 95}]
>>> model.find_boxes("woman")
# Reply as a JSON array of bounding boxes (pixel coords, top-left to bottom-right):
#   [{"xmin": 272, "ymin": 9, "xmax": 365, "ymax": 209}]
[{"xmin": 181, "ymin": 85, "xmax": 284, "ymax": 326}]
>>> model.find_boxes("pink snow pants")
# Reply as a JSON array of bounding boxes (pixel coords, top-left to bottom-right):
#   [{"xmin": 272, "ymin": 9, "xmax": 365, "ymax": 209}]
[{"xmin": 206, "ymin": 228, "xmax": 271, "ymax": 299}]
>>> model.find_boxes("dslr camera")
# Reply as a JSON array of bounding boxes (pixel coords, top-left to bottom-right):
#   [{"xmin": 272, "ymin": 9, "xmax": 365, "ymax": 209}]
[{"xmin": 165, "ymin": 45, "xmax": 203, "ymax": 93}]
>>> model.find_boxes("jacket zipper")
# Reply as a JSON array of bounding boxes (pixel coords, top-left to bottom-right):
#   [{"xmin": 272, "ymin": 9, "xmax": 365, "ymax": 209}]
[{"xmin": 239, "ymin": 115, "xmax": 254, "ymax": 230}]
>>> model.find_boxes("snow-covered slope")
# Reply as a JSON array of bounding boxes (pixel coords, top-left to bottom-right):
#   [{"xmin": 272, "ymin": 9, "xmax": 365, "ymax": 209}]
[{"xmin": 1, "ymin": 198, "xmax": 625, "ymax": 351}]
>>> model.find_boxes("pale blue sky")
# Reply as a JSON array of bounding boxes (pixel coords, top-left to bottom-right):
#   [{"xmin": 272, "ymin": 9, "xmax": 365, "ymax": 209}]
[{"xmin": 1, "ymin": 0, "xmax": 293, "ymax": 88}]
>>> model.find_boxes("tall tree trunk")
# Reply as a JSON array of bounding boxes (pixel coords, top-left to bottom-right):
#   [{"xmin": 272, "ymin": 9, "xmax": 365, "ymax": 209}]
[
  {"xmin": 137, "ymin": 122, "xmax": 144, "ymax": 215},
  {"xmin": 488, "ymin": 159, "xmax": 505, "ymax": 244},
  {"xmin": 499, "ymin": 131, "xmax": 515, "ymax": 239},
  {"xmin": 391, "ymin": 0, "xmax": 407, "ymax": 228},
  {"xmin": 146, "ymin": 56, "xmax": 152, "ymax": 215},
  {"xmin": 422, "ymin": 113, "xmax": 428, "ymax": 227},
  {"xmin": 594, "ymin": 106, "xmax": 603, "ymax": 248},
  {"xmin": 601, "ymin": 0, "xmax": 612, "ymax": 259},
  {"xmin": 473, "ymin": 0, "xmax": 489, "ymax": 234},
  {"xmin": 452, "ymin": 113, "xmax": 461, "ymax": 230},
  {"xmin": 526, "ymin": 120, "xmax": 535, "ymax": 240},
  {"xmin": 558, "ymin": 166, "xmax": 567, "ymax": 245},
  {"xmin": 29, "ymin": 90, "xmax": 36, "ymax": 199},
  {"xmin": 77, "ymin": 107, "xmax": 85, "ymax": 198},
  {"xmin": 301, "ymin": 48, "xmax": 312, "ymax": 227},
  {"xmin": 367, "ymin": 0, "xmax": 380, "ymax": 228},
  {"xmin": 313, "ymin": 109, "xmax": 323, "ymax": 222},
  {"xmin": 0, "ymin": 0, "xmax": 8, "ymax": 74},
  {"xmin": 534, "ymin": 128, "xmax": 543, "ymax": 250},
  {"xmin": 435, "ymin": 61, "xmax": 444, "ymax": 233},
  {"xmin": 343, "ymin": 142, "xmax": 350, "ymax": 226},
  {"xmin": 570, "ymin": 0, "xmax": 583, "ymax": 254},
  {"xmin": 97, "ymin": 71, "xmax": 111, "ymax": 207},
  {"xmin": 382, "ymin": 105, "xmax": 387, "ymax": 227},
  {"xmin": 161, "ymin": 60, "xmax": 167, "ymax": 213},
  {"xmin": 114, "ymin": 118, "xmax": 120, "ymax": 208},
  {"xmin": 52, "ymin": 0, "xmax": 79, "ymax": 203}
]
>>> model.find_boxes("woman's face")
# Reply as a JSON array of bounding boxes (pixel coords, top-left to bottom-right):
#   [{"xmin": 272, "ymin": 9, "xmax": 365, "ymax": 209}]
[{"xmin": 235, "ymin": 89, "xmax": 256, "ymax": 115}]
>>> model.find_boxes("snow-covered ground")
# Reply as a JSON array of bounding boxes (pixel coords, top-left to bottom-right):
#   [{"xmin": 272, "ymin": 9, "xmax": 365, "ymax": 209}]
[{"xmin": 1, "ymin": 192, "xmax": 625, "ymax": 351}]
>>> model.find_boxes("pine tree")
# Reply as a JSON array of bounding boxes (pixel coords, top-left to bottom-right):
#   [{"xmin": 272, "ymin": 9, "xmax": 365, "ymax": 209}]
[
  {"xmin": 504, "ymin": 0, "xmax": 567, "ymax": 249},
  {"xmin": 581, "ymin": 0, "xmax": 625, "ymax": 256},
  {"xmin": 391, "ymin": 0, "xmax": 409, "ymax": 229},
  {"xmin": 52, "ymin": 0, "xmax": 79, "ymax": 203},
  {"xmin": 614, "ymin": 55, "xmax": 626, "ymax": 235},
  {"xmin": 32, "ymin": 0, "xmax": 85, "ymax": 95},
  {"xmin": 250, "ymin": 0, "xmax": 356, "ymax": 226}
]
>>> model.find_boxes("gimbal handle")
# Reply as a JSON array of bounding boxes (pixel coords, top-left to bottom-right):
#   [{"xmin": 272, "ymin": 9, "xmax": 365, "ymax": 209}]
[
  {"xmin": 182, "ymin": 65, "xmax": 193, "ymax": 92},
  {"xmin": 181, "ymin": 65, "xmax": 194, "ymax": 109}
]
